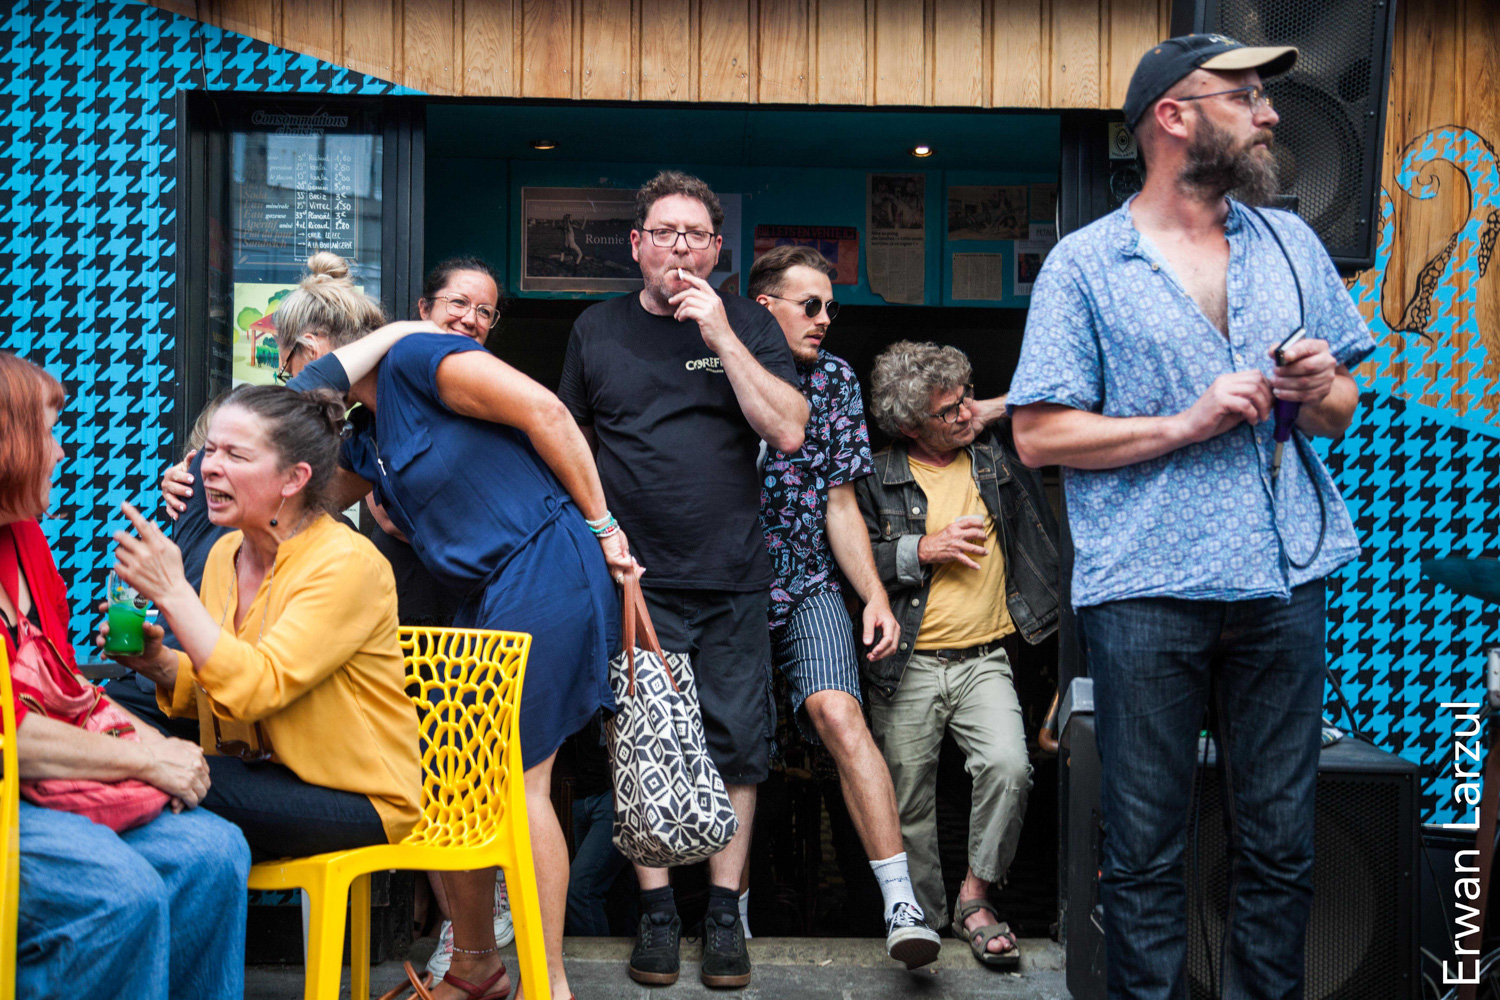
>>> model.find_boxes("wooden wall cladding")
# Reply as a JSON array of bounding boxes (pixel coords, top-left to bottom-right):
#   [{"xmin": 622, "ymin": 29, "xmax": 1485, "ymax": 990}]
[
  {"xmin": 1345, "ymin": 0, "xmax": 1500, "ymax": 424},
  {"xmin": 149, "ymin": 0, "xmax": 1174, "ymax": 108}
]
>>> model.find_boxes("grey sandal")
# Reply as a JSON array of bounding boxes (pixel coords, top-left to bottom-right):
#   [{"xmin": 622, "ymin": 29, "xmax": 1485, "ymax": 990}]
[{"xmin": 952, "ymin": 898, "xmax": 1019, "ymax": 969}]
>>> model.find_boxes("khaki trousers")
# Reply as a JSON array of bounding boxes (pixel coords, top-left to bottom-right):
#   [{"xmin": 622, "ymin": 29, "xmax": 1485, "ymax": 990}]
[{"xmin": 868, "ymin": 645, "xmax": 1032, "ymax": 929}]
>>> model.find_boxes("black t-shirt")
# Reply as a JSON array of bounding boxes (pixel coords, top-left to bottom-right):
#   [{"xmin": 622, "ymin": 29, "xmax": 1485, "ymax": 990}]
[{"xmin": 558, "ymin": 290, "xmax": 798, "ymax": 591}]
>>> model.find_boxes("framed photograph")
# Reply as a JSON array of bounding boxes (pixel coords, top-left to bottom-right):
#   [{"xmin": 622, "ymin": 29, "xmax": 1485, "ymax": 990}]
[{"xmin": 521, "ymin": 187, "xmax": 642, "ymax": 293}]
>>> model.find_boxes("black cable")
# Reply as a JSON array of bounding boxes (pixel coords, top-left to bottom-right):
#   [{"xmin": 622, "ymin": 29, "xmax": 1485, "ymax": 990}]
[
  {"xmin": 1283, "ymin": 432, "xmax": 1327, "ymax": 571},
  {"xmin": 1326, "ymin": 664, "xmax": 1373, "ymax": 744},
  {"xmin": 1247, "ymin": 205, "xmax": 1329, "ymax": 572}
]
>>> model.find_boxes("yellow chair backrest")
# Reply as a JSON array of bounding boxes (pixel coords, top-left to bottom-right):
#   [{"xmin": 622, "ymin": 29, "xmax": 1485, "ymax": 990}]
[
  {"xmin": 398, "ymin": 626, "xmax": 531, "ymax": 851},
  {"xmin": 0, "ymin": 643, "xmax": 19, "ymax": 1000}
]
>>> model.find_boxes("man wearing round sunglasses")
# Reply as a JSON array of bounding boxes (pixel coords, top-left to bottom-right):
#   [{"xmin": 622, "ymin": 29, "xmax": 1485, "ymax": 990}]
[
  {"xmin": 748, "ymin": 245, "xmax": 940, "ymax": 970},
  {"xmin": 559, "ymin": 170, "xmax": 807, "ymax": 990}
]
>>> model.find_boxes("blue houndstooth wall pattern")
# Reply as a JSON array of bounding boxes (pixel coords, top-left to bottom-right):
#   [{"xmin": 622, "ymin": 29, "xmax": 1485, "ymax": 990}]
[
  {"xmin": 1, "ymin": 2, "xmax": 1497, "ymax": 824},
  {"xmin": 0, "ymin": 0, "xmax": 410, "ymax": 662}
]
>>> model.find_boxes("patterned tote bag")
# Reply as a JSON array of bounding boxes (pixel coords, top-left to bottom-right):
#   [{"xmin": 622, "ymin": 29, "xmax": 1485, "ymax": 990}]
[{"xmin": 606, "ymin": 576, "xmax": 738, "ymax": 867}]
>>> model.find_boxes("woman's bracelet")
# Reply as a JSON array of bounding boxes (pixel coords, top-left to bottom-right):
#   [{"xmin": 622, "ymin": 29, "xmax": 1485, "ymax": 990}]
[{"xmin": 587, "ymin": 511, "xmax": 620, "ymax": 537}]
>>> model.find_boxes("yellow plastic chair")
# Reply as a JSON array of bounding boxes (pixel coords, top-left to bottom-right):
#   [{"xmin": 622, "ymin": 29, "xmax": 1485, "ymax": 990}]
[
  {"xmin": 0, "ymin": 645, "xmax": 18, "ymax": 1000},
  {"xmin": 248, "ymin": 627, "xmax": 547, "ymax": 1000}
]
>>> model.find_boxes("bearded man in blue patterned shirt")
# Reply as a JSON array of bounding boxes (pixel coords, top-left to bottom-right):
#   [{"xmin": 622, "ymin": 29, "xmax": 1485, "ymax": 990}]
[
  {"xmin": 750, "ymin": 245, "xmax": 941, "ymax": 970},
  {"xmin": 1008, "ymin": 35, "xmax": 1376, "ymax": 1000}
]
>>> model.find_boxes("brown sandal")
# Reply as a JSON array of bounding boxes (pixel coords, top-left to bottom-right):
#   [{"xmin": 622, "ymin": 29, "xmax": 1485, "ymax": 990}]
[{"xmin": 952, "ymin": 898, "xmax": 1020, "ymax": 969}]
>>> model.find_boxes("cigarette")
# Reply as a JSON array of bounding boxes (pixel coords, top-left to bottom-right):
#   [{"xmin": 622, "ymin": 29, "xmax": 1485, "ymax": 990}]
[{"xmin": 677, "ymin": 268, "xmax": 685, "ymax": 281}]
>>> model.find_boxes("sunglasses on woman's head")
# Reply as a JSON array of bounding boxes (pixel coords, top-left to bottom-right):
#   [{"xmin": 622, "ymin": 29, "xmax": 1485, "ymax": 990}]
[{"xmin": 764, "ymin": 294, "xmax": 840, "ymax": 320}]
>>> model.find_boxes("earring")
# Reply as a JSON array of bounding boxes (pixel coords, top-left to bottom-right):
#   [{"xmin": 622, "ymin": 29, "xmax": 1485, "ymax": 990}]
[{"xmin": 270, "ymin": 496, "xmax": 287, "ymax": 528}]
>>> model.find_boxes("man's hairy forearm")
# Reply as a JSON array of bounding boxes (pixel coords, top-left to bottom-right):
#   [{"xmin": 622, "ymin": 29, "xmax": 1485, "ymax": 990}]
[{"xmin": 1011, "ymin": 403, "xmax": 1192, "ymax": 470}]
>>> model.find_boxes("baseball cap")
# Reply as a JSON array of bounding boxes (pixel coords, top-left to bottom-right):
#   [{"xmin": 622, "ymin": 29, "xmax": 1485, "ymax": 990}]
[{"xmin": 1123, "ymin": 34, "xmax": 1297, "ymax": 130}]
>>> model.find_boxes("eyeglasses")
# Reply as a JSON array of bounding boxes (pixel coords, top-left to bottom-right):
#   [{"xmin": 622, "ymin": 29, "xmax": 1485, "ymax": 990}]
[
  {"xmin": 429, "ymin": 294, "xmax": 501, "ymax": 330},
  {"xmin": 764, "ymin": 294, "xmax": 840, "ymax": 321},
  {"xmin": 213, "ymin": 715, "xmax": 276, "ymax": 764},
  {"xmin": 927, "ymin": 384, "xmax": 975, "ymax": 425},
  {"xmin": 639, "ymin": 228, "xmax": 716, "ymax": 250},
  {"xmin": 272, "ymin": 345, "xmax": 298, "ymax": 385},
  {"xmin": 1174, "ymin": 85, "xmax": 1274, "ymax": 113}
]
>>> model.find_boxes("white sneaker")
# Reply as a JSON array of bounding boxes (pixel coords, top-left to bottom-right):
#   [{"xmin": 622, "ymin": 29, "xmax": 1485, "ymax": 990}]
[
  {"xmin": 426, "ymin": 875, "xmax": 516, "ymax": 980},
  {"xmin": 885, "ymin": 900, "xmax": 941, "ymax": 970}
]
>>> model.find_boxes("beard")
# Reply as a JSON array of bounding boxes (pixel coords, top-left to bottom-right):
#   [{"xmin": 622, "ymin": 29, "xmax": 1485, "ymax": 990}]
[{"xmin": 1181, "ymin": 113, "xmax": 1281, "ymax": 206}]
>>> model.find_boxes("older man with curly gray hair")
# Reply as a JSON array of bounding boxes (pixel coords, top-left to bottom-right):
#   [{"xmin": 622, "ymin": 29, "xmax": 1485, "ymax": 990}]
[{"xmin": 854, "ymin": 340, "xmax": 1061, "ymax": 968}]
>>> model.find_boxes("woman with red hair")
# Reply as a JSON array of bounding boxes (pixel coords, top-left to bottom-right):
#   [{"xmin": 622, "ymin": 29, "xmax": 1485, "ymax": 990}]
[{"xmin": 0, "ymin": 351, "xmax": 251, "ymax": 1000}]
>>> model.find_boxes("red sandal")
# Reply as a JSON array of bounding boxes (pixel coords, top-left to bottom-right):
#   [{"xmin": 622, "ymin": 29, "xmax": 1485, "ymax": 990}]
[{"xmin": 384, "ymin": 959, "xmax": 513, "ymax": 1000}]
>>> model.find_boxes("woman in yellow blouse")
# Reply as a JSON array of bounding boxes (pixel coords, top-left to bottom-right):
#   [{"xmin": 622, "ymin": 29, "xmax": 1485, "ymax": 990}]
[{"xmin": 103, "ymin": 384, "xmax": 421, "ymax": 857}]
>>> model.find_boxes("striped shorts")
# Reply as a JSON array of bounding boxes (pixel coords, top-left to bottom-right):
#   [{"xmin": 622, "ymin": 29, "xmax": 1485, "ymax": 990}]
[{"xmin": 770, "ymin": 589, "xmax": 864, "ymax": 744}]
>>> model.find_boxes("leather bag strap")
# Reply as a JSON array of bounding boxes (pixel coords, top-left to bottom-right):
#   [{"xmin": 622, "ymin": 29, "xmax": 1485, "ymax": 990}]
[{"xmin": 619, "ymin": 576, "xmax": 679, "ymax": 698}]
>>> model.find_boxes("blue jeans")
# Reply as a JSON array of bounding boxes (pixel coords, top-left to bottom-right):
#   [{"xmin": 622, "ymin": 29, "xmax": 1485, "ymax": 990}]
[
  {"xmin": 1077, "ymin": 580, "xmax": 1326, "ymax": 1000},
  {"xmin": 566, "ymin": 792, "xmax": 629, "ymax": 936},
  {"xmin": 16, "ymin": 801, "xmax": 251, "ymax": 1000}
]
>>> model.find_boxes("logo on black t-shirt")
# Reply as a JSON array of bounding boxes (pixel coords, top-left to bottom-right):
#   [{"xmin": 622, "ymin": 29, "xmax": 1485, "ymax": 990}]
[{"xmin": 685, "ymin": 356, "xmax": 725, "ymax": 373}]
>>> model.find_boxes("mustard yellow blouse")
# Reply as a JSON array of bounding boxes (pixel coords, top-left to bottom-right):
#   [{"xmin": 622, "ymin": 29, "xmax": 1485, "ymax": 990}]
[{"xmin": 159, "ymin": 513, "xmax": 422, "ymax": 843}]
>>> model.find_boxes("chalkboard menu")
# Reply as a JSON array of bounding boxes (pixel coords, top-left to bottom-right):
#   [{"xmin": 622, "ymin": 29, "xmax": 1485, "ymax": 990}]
[{"xmin": 220, "ymin": 111, "xmax": 383, "ymax": 388}]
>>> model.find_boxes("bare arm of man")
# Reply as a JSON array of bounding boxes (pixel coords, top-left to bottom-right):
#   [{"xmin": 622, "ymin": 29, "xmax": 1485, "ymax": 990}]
[
  {"xmin": 826, "ymin": 483, "xmax": 899, "ymax": 661},
  {"xmin": 1011, "ymin": 369, "xmax": 1275, "ymax": 470}
]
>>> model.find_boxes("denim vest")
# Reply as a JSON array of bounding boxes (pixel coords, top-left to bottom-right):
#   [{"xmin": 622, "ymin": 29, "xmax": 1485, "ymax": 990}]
[{"xmin": 854, "ymin": 425, "xmax": 1061, "ymax": 696}]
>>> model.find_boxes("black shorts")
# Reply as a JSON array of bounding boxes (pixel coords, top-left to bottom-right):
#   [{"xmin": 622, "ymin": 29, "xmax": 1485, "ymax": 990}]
[{"xmin": 640, "ymin": 586, "xmax": 774, "ymax": 785}]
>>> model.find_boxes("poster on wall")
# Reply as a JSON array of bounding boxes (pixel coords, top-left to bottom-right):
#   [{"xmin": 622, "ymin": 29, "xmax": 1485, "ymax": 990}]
[
  {"xmin": 1013, "ymin": 222, "xmax": 1057, "ymax": 295},
  {"xmin": 867, "ymin": 174, "xmax": 926, "ymax": 305},
  {"xmin": 521, "ymin": 188, "xmax": 743, "ymax": 294},
  {"xmin": 946, "ymin": 185, "xmax": 1027, "ymax": 241},
  {"xmin": 230, "ymin": 282, "xmax": 298, "ymax": 386},
  {"xmin": 951, "ymin": 253, "xmax": 1007, "ymax": 301},
  {"xmin": 1030, "ymin": 182, "xmax": 1058, "ymax": 222},
  {"xmin": 752, "ymin": 225, "xmax": 860, "ymax": 285}
]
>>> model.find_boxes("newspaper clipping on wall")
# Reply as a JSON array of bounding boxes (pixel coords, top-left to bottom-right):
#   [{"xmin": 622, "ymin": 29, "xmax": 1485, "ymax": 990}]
[{"xmin": 867, "ymin": 174, "xmax": 926, "ymax": 305}]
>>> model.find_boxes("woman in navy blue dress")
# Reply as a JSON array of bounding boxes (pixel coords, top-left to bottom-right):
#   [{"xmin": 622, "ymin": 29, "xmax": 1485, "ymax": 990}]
[{"xmin": 325, "ymin": 330, "xmax": 636, "ymax": 1000}]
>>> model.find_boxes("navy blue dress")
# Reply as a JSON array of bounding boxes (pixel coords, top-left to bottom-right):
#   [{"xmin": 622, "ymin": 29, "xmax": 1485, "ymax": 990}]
[{"xmin": 343, "ymin": 334, "xmax": 618, "ymax": 768}]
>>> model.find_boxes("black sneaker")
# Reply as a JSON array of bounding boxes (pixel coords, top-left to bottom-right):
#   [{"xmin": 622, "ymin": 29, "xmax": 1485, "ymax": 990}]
[
  {"xmin": 885, "ymin": 900, "xmax": 942, "ymax": 970},
  {"xmin": 700, "ymin": 909, "xmax": 752, "ymax": 988},
  {"xmin": 629, "ymin": 911, "xmax": 682, "ymax": 986}
]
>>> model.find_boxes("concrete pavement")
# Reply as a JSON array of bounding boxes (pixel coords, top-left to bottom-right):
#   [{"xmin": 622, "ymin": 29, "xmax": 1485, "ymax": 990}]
[{"xmin": 245, "ymin": 935, "xmax": 1071, "ymax": 999}]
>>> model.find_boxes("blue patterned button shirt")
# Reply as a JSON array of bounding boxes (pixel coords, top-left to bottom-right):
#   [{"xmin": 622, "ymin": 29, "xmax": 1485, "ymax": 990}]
[
  {"xmin": 760, "ymin": 351, "xmax": 874, "ymax": 629},
  {"xmin": 1007, "ymin": 197, "xmax": 1375, "ymax": 607}
]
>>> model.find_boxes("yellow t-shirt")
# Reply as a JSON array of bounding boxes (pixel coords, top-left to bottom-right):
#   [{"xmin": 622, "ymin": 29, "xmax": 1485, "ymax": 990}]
[
  {"xmin": 909, "ymin": 450, "xmax": 1014, "ymax": 649},
  {"xmin": 159, "ymin": 514, "xmax": 422, "ymax": 844}
]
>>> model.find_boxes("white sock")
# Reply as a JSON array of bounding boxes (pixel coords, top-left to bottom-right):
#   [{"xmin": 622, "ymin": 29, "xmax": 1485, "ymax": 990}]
[
  {"xmin": 739, "ymin": 888, "xmax": 752, "ymax": 939},
  {"xmin": 869, "ymin": 853, "xmax": 921, "ymax": 922}
]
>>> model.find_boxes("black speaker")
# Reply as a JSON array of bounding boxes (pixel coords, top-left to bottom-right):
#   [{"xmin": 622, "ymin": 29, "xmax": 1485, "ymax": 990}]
[
  {"xmin": 1062, "ymin": 714, "xmax": 1419, "ymax": 1000},
  {"xmin": 1171, "ymin": 0, "xmax": 1399, "ymax": 271}
]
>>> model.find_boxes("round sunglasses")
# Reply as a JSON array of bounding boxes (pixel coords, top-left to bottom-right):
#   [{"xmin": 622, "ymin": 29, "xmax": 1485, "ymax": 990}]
[{"xmin": 764, "ymin": 294, "xmax": 839, "ymax": 320}]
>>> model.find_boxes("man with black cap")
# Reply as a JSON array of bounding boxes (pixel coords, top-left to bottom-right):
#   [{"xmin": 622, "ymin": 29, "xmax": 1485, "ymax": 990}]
[{"xmin": 1007, "ymin": 35, "xmax": 1377, "ymax": 1000}]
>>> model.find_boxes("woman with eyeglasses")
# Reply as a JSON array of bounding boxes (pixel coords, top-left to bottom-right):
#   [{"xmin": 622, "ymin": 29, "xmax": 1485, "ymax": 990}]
[{"xmin": 100, "ymin": 381, "xmax": 423, "ymax": 863}]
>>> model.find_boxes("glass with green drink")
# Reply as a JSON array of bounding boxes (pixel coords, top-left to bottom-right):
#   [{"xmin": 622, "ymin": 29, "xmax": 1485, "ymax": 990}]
[{"xmin": 104, "ymin": 571, "xmax": 150, "ymax": 655}]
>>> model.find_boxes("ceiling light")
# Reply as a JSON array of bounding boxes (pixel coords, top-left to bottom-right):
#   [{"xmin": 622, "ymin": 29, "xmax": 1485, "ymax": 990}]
[
  {"xmin": 911, "ymin": 144, "xmax": 933, "ymax": 157},
  {"xmin": 531, "ymin": 139, "xmax": 558, "ymax": 150}
]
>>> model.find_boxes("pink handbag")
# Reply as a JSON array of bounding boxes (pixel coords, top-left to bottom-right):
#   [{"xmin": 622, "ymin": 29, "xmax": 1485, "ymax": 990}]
[{"xmin": 9, "ymin": 612, "xmax": 169, "ymax": 832}]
